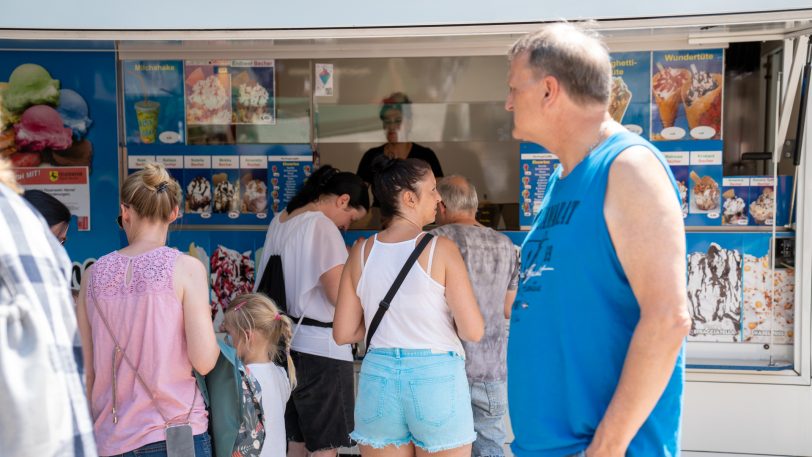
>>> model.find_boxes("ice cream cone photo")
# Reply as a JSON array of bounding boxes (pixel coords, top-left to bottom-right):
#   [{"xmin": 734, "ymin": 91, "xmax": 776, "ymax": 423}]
[
  {"xmin": 608, "ymin": 76, "xmax": 632, "ymax": 123},
  {"xmin": 652, "ymin": 64, "xmax": 690, "ymax": 129},
  {"xmin": 682, "ymin": 64, "xmax": 723, "ymax": 138}
]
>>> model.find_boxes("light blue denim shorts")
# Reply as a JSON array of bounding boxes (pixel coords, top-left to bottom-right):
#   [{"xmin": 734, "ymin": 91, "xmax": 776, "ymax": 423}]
[{"xmin": 351, "ymin": 348, "xmax": 476, "ymax": 452}]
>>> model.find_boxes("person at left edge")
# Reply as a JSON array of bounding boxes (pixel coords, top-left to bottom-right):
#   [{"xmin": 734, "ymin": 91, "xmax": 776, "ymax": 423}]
[{"xmin": 0, "ymin": 157, "xmax": 97, "ymax": 457}]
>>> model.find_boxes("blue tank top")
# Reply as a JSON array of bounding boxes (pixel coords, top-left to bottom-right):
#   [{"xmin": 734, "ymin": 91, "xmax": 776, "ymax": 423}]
[{"xmin": 507, "ymin": 131, "xmax": 685, "ymax": 457}]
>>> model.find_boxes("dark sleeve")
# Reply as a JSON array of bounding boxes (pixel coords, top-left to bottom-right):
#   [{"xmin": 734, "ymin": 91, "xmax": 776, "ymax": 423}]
[
  {"xmin": 412, "ymin": 144, "xmax": 443, "ymax": 178},
  {"xmin": 357, "ymin": 147, "xmax": 382, "ymax": 185}
]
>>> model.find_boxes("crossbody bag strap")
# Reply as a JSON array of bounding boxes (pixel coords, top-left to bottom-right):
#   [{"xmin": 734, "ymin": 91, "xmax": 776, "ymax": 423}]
[
  {"xmin": 365, "ymin": 233, "xmax": 434, "ymax": 351},
  {"xmin": 89, "ymin": 270, "xmax": 196, "ymax": 426}
]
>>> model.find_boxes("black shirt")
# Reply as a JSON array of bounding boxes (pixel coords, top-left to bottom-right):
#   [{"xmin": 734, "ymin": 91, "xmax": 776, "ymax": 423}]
[{"xmin": 356, "ymin": 143, "xmax": 444, "ymax": 187}]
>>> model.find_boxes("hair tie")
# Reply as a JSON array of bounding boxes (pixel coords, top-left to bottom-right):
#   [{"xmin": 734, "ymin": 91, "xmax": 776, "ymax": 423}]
[
  {"xmin": 156, "ymin": 182, "xmax": 168, "ymax": 193},
  {"xmin": 274, "ymin": 313, "xmax": 282, "ymax": 321},
  {"xmin": 318, "ymin": 168, "xmax": 339, "ymax": 188}
]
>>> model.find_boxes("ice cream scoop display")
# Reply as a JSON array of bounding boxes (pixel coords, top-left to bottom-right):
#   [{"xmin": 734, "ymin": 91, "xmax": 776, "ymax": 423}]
[
  {"xmin": 2, "ymin": 64, "xmax": 60, "ymax": 118},
  {"xmin": 687, "ymin": 242, "xmax": 742, "ymax": 342},
  {"xmin": 14, "ymin": 105, "xmax": 72, "ymax": 152},
  {"xmin": 57, "ymin": 89, "xmax": 93, "ymax": 140}
]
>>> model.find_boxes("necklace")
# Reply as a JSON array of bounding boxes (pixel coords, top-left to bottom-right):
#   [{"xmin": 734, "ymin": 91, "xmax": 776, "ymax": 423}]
[{"xmin": 394, "ymin": 214, "xmax": 422, "ymax": 231}]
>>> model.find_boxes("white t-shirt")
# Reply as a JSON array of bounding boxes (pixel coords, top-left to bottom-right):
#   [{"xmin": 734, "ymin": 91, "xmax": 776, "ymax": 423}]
[
  {"xmin": 248, "ymin": 363, "xmax": 291, "ymax": 457},
  {"xmin": 255, "ymin": 211, "xmax": 353, "ymax": 361}
]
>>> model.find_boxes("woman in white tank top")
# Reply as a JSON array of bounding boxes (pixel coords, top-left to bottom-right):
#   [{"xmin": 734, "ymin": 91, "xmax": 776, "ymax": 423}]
[{"xmin": 334, "ymin": 156, "xmax": 483, "ymax": 457}]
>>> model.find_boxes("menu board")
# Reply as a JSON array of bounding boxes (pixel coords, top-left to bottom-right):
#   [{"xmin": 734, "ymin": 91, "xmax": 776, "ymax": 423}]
[
  {"xmin": 519, "ymin": 142, "xmax": 559, "ymax": 229},
  {"xmin": 268, "ymin": 155, "xmax": 313, "ymax": 215},
  {"xmin": 686, "ymin": 232, "xmax": 794, "ymax": 344},
  {"xmin": 127, "ymin": 144, "xmax": 312, "ymax": 226}
]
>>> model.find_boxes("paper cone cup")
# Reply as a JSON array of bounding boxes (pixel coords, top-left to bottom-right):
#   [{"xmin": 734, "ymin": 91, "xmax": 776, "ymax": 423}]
[{"xmin": 683, "ymin": 74, "xmax": 723, "ymax": 131}]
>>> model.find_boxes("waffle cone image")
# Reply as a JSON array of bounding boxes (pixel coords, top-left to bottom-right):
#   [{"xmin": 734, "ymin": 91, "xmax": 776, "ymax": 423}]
[
  {"xmin": 652, "ymin": 66, "xmax": 690, "ymax": 128},
  {"xmin": 608, "ymin": 77, "xmax": 632, "ymax": 123},
  {"xmin": 683, "ymin": 73, "xmax": 723, "ymax": 131}
]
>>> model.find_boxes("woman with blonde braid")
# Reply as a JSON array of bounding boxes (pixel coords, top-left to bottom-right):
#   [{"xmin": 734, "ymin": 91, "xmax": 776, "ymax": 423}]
[{"xmin": 223, "ymin": 293, "xmax": 298, "ymax": 457}]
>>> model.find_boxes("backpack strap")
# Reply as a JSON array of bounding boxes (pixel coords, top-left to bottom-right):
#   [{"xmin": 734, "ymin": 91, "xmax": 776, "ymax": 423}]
[{"xmin": 365, "ymin": 233, "xmax": 434, "ymax": 351}]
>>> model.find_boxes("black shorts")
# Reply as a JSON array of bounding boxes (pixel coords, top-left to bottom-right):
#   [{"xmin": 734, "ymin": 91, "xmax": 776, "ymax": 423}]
[{"xmin": 285, "ymin": 350, "xmax": 355, "ymax": 451}]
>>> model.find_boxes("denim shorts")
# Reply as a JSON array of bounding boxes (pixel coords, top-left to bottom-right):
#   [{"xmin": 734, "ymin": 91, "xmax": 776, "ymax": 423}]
[{"xmin": 351, "ymin": 348, "xmax": 476, "ymax": 452}]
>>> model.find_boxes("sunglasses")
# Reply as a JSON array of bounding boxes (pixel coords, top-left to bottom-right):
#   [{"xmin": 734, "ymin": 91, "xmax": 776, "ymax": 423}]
[{"xmin": 117, "ymin": 203, "xmax": 130, "ymax": 229}]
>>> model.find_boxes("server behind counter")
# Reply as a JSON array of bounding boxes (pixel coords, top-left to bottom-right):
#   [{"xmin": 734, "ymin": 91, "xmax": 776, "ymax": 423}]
[
  {"xmin": 356, "ymin": 92, "xmax": 444, "ymax": 193},
  {"xmin": 254, "ymin": 165, "xmax": 369, "ymax": 457}
]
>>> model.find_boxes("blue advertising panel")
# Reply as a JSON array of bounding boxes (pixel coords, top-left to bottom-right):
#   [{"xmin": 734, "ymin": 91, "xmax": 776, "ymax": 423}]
[{"xmin": 0, "ymin": 48, "xmax": 119, "ymax": 288}]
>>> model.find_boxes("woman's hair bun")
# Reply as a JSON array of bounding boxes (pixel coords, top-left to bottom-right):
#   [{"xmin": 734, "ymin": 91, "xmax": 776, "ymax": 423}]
[{"xmin": 370, "ymin": 155, "xmax": 398, "ymax": 175}]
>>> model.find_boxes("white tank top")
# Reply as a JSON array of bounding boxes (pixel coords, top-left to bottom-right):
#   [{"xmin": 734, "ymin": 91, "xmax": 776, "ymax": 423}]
[{"xmin": 357, "ymin": 233, "xmax": 465, "ymax": 356}]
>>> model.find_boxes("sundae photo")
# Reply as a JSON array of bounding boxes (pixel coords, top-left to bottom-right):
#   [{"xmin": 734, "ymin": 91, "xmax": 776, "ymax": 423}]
[
  {"xmin": 242, "ymin": 178, "xmax": 268, "ymax": 214},
  {"xmin": 213, "ymin": 173, "xmax": 239, "ymax": 214},
  {"xmin": 690, "ymin": 171, "xmax": 719, "ymax": 211},
  {"xmin": 722, "ymin": 189, "xmax": 747, "ymax": 225},
  {"xmin": 232, "ymin": 70, "xmax": 272, "ymax": 124},
  {"xmin": 749, "ymin": 187, "xmax": 775, "ymax": 225},
  {"xmin": 186, "ymin": 68, "xmax": 231, "ymax": 125},
  {"xmin": 677, "ymin": 180, "xmax": 688, "ymax": 217},
  {"xmin": 682, "ymin": 64, "xmax": 723, "ymax": 137},
  {"xmin": 652, "ymin": 64, "xmax": 690, "ymax": 129},
  {"xmin": 210, "ymin": 245, "xmax": 255, "ymax": 314},
  {"xmin": 608, "ymin": 76, "xmax": 632, "ymax": 123},
  {"xmin": 186, "ymin": 175, "xmax": 212, "ymax": 213}
]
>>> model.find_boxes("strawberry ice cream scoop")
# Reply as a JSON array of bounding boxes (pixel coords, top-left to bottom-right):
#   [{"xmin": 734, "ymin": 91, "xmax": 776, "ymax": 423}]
[{"xmin": 14, "ymin": 105, "xmax": 72, "ymax": 152}]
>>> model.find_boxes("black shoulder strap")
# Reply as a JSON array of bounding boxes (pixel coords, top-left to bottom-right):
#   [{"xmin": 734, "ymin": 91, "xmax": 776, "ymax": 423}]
[
  {"xmin": 365, "ymin": 233, "xmax": 434, "ymax": 351},
  {"xmin": 256, "ymin": 254, "xmax": 287, "ymax": 314}
]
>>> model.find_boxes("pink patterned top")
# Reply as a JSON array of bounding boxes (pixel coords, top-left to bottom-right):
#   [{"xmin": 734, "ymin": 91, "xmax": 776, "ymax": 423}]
[{"xmin": 86, "ymin": 246, "xmax": 208, "ymax": 456}]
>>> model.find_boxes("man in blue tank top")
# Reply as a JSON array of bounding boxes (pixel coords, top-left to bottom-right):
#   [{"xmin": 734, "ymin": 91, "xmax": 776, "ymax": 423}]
[{"xmin": 504, "ymin": 23, "xmax": 691, "ymax": 457}]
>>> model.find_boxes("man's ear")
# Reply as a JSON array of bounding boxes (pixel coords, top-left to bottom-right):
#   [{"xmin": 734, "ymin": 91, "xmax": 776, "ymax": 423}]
[{"xmin": 541, "ymin": 75, "xmax": 560, "ymax": 104}]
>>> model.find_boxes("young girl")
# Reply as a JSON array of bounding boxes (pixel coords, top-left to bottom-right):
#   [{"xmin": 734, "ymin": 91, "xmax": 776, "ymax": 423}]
[{"xmin": 223, "ymin": 293, "xmax": 298, "ymax": 457}]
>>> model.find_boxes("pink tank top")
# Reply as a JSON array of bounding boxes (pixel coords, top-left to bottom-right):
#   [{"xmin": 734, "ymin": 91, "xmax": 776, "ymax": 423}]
[{"xmin": 87, "ymin": 246, "xmax": 208, "ymax": 456}]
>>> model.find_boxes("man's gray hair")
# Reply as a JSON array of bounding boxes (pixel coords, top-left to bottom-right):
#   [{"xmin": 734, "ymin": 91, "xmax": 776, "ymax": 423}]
[
  {"xmin": 437, "ymin": 175, "xmax": 478, "ymax": 213},
  {"xmin": 509, "ymin": 22, "xmax": 611, "ymax": 106}
]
